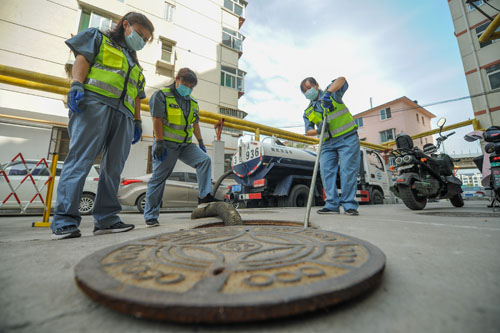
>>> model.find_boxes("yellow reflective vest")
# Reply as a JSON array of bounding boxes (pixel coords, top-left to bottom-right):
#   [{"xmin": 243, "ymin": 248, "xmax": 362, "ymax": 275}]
[
  {"xmin": 304, "ymin": 95, "xmax": 357, "ymax": 141},
  {"xmin": 84, "ymin": 33, "xmax": 144, "ymax": 115},
  {"xmin": 161, "ymin": 88, "xmax": 198, "ymax": 143}
]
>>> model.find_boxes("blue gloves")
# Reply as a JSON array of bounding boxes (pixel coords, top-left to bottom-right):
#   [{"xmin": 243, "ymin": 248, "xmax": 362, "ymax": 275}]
[
  {"xmin": 67, "ymin": 81, "xmax": 85, "ymax": 113},
  {"xmin": 153, "ymin": 140, "xmax": 168, "ymax": 162},
  {"xmin": 132, "ymin": 119, "xmax": 142, "ymax": 144},
  {"xmin": 321, "ymin": 91, "xmax": 333, "ymax": 110},
  {"xmin": 198, "ymin": 139, "xmax": 207, "ymax": 153}
]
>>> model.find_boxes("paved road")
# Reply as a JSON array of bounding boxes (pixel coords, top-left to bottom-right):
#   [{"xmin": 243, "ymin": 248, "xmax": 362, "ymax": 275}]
[{"xmin": 0, "ymin": 201, "xmax": 499, "ymax": 333}]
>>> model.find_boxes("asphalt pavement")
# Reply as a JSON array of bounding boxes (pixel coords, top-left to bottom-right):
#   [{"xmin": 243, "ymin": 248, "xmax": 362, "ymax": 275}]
[{"xmin": 0, "ymin": 200, "xmax": 499, "ymax": 333}]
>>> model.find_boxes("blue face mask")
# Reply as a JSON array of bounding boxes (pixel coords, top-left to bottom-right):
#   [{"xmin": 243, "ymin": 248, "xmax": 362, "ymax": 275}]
[
  {"xmin": 125, "ymin": 26, "xmax": 146, "ymax": 51},
  {"xmin": 176, "ymin": 84, "xmax": 192, "ymax": 97},
  {"xmin": 304, "ymin": 87, "xmax": 319, "ymax": 100}
]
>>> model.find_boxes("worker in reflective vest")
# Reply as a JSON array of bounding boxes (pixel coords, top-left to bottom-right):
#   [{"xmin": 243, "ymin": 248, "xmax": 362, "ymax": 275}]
[
  {"xmin": 301, "ymin": 76, "xmax": 361, "ymax": 216},
  {"xmin": 144, "ymin": 68, "xmax": 219, "ymax": 227},
  {"xmin": 51, "ymin": 12, "xmax": 154, "ymax": 240}
]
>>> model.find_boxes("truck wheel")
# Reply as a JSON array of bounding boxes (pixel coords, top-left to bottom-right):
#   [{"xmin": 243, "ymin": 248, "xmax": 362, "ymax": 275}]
[
  {"xmin": 79, "ymin": 193, "xmax": 95, "ymax": 215},
  {"xmin": 287, "ymin": 184, "xmax": 310, "ymax": 207},
  {"xmin": 399, "ymin": 184, "xmax": 427, "ymax": 210},
  {"xmin": 371, "ymin": 189, "xmax": 384, "ymax": 205},
  {"xmin": 450, "ymin": 194, "xmax": 464, "ymax": 207}
]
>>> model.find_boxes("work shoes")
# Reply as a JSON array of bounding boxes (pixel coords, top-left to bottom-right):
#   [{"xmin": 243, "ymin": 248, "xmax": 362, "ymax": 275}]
[
  {"xmin": 93, "ymin": 221, "xmax": 135, "ymax": 235},
  {"xmin": 344, "ymin": 209, "xmax": 360, "ymax": 216},
  {"xmin": 317, "ymin": 208, "xmax": 340, "ymax": 214},
  {"xmin": 198, "ymin": 194, "xmax": 221, "ymax": 208},
  {"xmin": 145, "ymin": 219, "xmax": 160, "ymax": 227},
  {"xmin": 51, "ymin": 225, "xmax": 81, "ymax": 240}
]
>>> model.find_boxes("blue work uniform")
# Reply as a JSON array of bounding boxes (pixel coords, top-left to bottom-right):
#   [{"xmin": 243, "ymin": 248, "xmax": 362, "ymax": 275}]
[
  {"xmin": 51, "ymin": 28, "xmax": 146, "ymax": 231},
  {"xmin": 303, "ymin": 79, "xmax": 360, "ymax": 212},
  {"xmin": 144, "ymin": 83, "xmax": 212, "ymax": 221}
]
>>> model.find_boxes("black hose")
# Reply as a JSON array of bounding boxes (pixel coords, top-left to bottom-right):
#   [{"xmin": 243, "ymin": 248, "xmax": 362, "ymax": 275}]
[{"xmin": 212, "ymin": 169, "xmax": 235, "ymax": 197}]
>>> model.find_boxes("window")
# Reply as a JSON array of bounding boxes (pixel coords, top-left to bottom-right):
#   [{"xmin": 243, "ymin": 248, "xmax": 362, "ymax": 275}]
[
  {"xmin": 425, "ymin": 138, "xmax": 428, "ymax": 144},
  {"xmin": 367, "ymin": 150, "xmax": 385, "ymax": 171},
  {"xmin": 354, "ymin": 117, "xmax": 364, "ymax": 127},
  {"xmin": 78, "ymin": 10, "xmax": 117, "ymax": 33},
  {"xmin": 161, "ymin": 42, "xmax": 173, "ymax": 63},
  {"xmin": 380, "ymin": 107, "xmax": 392, "ymax": 120},
  {"xmin": 379, "ymin": 129, "xmax": 395, "ymax": 143},
  {"xmin": 221, "ymin": 65, "xmax": 245, "ymax": 92},
  {"xmin": 420, "ymin": 138, "xmax": 423, "ymax": 144},
  {"xmin": 164, "ymin": 2, "xmax": 175, "ymax": 22},
  {"xmin": 416, "ymin": 114, "xmax": 419, "ymax": 122},
  {"xmin": 467, "ymin": 0, "xmax": 490, "ymax": 12},
  {"xmin": 224, "ymin": 0, "xmax": 246, "ymax": 17},
  {"xmin": 186, "ymin": 173, "xmax": 198, "ymax": 183},
  {"xmin": 422, "ymin": 116, "xmax": 424, "ymax": 125},
  {"xmin": 222, "ymin": 27, "xmax": 245, "ymax": 52},
  {"xmin": 486, "ymin": 63, "xmax": 500, "ymax": 90},
  {"xmin": 169, "ymin": 172, "xmax": 185, "ymax": 182},
  {"xmin": 475, "ymin": 21, "xmax": 500, "ymax": 48}
]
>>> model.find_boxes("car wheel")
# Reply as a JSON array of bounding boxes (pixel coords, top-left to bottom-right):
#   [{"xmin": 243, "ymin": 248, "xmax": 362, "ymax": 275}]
[
  {"xmin": 136, "ymin": 193, "xmax": 146, "ymax": 213},
  {"xmin": 79, "ymin": 193, "xmax": 95, "ymax": 215}
]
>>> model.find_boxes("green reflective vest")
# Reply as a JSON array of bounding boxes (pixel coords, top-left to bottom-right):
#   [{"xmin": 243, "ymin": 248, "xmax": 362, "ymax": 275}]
[
  {"xmin": 161, "ymin": 88, "xmax": 198, "ymax": 143},
  {"xmin": 304, "ymin": 96, "xmax": 357, "ymax": 141},
  {"xmin": 84, "ymin": 33, "xmax": 144, "ymax": 115}
]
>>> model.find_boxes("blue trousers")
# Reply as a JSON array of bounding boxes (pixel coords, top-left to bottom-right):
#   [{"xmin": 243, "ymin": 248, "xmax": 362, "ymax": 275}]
[
  {"xmin": 144, "ymin": 140, "xmax": 212, "ymax": 221},
  {"xmin": 51, "ymin": 98, "xmax": 133, "ymax": 231},
  {"xmin": 320, "ymin": 131, "xmax": 360, "ymax": 211}
]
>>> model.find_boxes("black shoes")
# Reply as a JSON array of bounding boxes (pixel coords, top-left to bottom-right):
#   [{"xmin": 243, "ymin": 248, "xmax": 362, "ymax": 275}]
[
  {"xmin": 198, "ymin": 193, "xmax": 221, "ymax": 208},
  {"xmin": 145, "ymin": 219, "xmax": 160, "ymax": 227},
  {"xmin": 344, "ymin": 209, "xmax": 359, "ymax": 216},
  {"xmin": 317, "ymin": 208, "xmax": 340, "ymax": 214},
  {"xmin": 51, "ymin": 225, "xmax": 81, "ymax": 240},
  {"xmin": 93, "ymin": 221, "xmax": 135, "ymax": 235}
]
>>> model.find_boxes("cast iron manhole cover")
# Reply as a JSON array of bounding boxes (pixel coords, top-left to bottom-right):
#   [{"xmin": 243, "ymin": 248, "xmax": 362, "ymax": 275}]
[{"xmin": 75, "ymin": 226, "xmax": 385, "ymax": 323}]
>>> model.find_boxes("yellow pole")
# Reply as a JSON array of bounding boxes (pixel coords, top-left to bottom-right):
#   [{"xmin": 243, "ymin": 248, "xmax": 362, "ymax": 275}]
[
  {"xmin": 478, "ymin": 14, "xmax": 500, "ymax": 43},
  {"xmin": 33, "ymin": 154, "xmax": 58, "ymax": 227},
  {"xmin": 255, "ymin": 128, "xmax": 260, "ymax": 141}
]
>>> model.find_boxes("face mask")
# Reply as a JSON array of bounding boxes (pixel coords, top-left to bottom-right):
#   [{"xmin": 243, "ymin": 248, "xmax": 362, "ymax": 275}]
[
  {"xmin": 304, "ymin": 87, "xmax": 319, "ymax": 100},
  {"xmin": 176, "ymin": 84, "xmax": 192, "ymax": 97},
  {"xmin": 125, "ymin": 26, "xmax": 146, "ymax": 51}
]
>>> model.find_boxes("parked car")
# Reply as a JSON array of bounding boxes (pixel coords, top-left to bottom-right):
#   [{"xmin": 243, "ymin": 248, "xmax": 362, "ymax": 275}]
[
  {"xmin": 117, "ymin": 171, "xmax": 229, "ymax": 213},
  {"xmin": 461, "ymin": 186, "xmax": 486, "ymax": 199},
  {"xmin": 0, "ymin": 160, "xmax": 99, "ymax": 215}
]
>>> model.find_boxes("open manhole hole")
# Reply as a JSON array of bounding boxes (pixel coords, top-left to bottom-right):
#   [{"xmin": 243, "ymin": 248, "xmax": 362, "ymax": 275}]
[
  {"xmin": 417, "ymin": 211, "xmax": 500, "ymax": 218},
  {"xmin": 75, "ymin": 224, "xmax": 385, "ymax": 323},
  {"xmin": 193, "ymin": 219, "xmax": 312, "ymax": 229}
]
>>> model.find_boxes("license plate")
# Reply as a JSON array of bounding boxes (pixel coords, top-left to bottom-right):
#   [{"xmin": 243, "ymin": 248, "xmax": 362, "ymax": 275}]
[
  {"xmin": 231, "ymin": 184, "xmax": 242, "ymax": 192},
  {"xmin": 397, "ymin": 164, "xmax": 414, "ymax": 171}
]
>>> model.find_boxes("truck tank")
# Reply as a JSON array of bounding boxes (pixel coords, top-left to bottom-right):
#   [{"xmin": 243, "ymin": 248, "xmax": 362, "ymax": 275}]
[{"xmin": 231, "ymin": 138, "xmax": 317, "ymax": 186}]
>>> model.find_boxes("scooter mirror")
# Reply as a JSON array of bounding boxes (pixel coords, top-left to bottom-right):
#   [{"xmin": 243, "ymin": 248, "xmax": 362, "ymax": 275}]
[{"xmin": 437, "ymin": 117, "xmax": 446, "ymax": 128}]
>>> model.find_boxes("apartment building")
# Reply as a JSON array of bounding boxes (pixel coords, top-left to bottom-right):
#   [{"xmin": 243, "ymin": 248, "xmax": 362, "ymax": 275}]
[
  {"xmin": 353, "ymin": 96, "xmax": 436, "ymax": 150},
  {"xmin": 448, "ymin": 0, "xmax": 500, "ymax": 127},
  {"xmin": 0, "ymin": 0, "xmax": 248, "ymax": 177}
]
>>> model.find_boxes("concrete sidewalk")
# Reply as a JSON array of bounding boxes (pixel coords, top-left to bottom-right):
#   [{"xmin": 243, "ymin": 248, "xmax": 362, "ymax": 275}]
[{"xmin": 0, "ymin": 201, "xmax": 499, "ymax": 333}]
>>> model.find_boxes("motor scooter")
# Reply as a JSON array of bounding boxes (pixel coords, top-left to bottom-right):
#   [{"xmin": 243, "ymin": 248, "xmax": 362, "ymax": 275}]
[
  {"xmin": 390, "ymin": 117, "xmax": 463, "ymax": 210},
  {"xmin": 464, "ymin": 126, "xmax": 500, "ymax": 211}
]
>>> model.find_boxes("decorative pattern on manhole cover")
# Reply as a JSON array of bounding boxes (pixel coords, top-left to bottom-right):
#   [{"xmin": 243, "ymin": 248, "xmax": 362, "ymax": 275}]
[{"xmin": 75, "ymin": 226, "xmax": 385, "ymax": 323}]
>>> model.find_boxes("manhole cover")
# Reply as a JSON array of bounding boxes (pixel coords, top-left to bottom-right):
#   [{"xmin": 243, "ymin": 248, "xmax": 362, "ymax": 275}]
[
  {"xmin": 417, "ymin": 211, "xmax": 500, "ymax": 218},
  {"xmin": 75, "ymin": 225, "xmax": 385, "ymax": 323}
]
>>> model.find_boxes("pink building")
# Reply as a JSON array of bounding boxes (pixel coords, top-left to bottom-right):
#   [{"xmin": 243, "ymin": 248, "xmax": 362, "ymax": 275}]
[{"xmin": 353, "ymin": 96, "xmax": 436, "ymax": 151}]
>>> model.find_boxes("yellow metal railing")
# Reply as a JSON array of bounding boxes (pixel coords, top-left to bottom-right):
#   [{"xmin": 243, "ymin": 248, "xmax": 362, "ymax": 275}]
[
  {"xmin": 478, "ymin": 14, "xmax": 500, "ymax": 43},
  {"xmin": 4, "ymin": 64, "xmax": 476, "ymax": 152},
  {"xmin": 382, "ymin": 118, "xmax": 483, "ymax": 148}
]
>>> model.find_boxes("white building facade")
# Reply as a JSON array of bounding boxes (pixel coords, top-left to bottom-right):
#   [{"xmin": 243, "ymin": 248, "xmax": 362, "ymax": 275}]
[
  {"xmin": 448, "ymin": 0, "xmax": 500, "ymax": 128},
  {"xmin": 0, "ymin": 0, "xmax": 248, "ymax": 178}
]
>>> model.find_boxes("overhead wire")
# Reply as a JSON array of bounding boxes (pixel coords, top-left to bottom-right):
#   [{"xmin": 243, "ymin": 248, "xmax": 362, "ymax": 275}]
[{"xmin": 275, "ymin": 89, "xmax": 500, "ymax": 129}]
